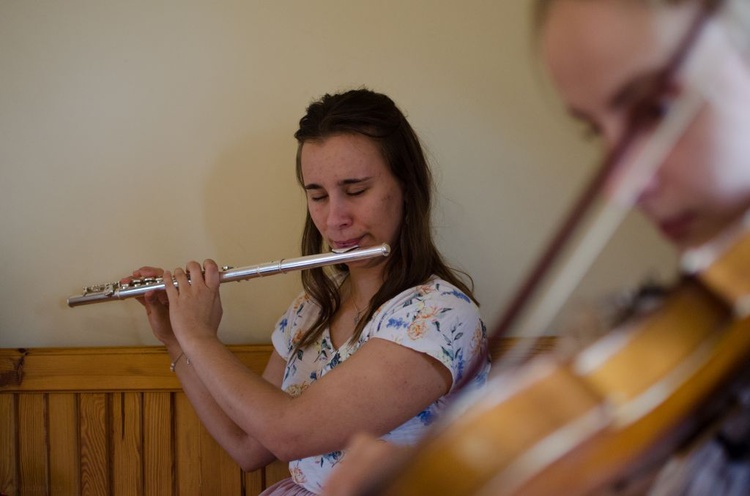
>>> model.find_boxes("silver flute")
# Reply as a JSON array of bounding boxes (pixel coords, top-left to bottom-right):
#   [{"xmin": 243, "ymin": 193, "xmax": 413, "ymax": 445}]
[{"xmin": 67, "ymin": 244, "xmax": 390, "ymax": 307}]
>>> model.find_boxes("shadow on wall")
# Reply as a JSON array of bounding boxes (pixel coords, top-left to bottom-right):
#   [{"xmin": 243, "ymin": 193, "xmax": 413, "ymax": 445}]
[{"xmin": 202, "ymin": 126, "xmax": 307, "ymax": 344}]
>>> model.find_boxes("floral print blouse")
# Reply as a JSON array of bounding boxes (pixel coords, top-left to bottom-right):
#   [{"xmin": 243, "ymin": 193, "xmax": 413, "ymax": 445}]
[{"xmin": 271, "ymin": 276, "xmax": 490, "ymax": 494}]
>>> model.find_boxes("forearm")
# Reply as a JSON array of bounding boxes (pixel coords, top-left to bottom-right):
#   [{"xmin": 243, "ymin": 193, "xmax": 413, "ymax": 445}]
[
  {"xmin": 173, "ymin": 336, "xmax": 302, "ymax": 459},
  {"xmin": 177, "ymin": 334, "xmax": 453, "ymax": 463},
  {"xmin": 168, "ymin": 344, "xmax": 277, "ymax": 471}
]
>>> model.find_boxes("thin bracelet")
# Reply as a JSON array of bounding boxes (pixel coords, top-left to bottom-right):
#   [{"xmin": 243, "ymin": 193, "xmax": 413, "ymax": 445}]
[{"xmin": 170, "ymin": 352, "xmax": 190, "ymax": 373}]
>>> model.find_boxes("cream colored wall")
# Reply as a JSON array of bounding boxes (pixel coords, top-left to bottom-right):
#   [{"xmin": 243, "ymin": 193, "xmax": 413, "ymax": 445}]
[{"xmin": 0, "ymin": 1, "xmax": 676, "ymax": 347}]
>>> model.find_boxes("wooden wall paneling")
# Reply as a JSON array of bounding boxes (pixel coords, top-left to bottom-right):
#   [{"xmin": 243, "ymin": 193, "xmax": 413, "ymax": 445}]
[
  {"xmin": 174, "ymin": 392, "xmax": 202, "ymax": 494},
  {"xmin": 264, "ymin": 460, "xmax": 290, "ymax": 489},
  {"xmin": 17, "ymin": 393, "xmax": 48, "ymax": 495},
  {"xmin": 143, "ymin": 392, "xmax": 173, "ymax": 496},
  {"xmin": 244, "ymin": 468, "xmax": 265, "ymax": 496},
  {"xmin": 79, "ymin": 393, "xmax": 110, "ymax": 495},
  {"xmin": 0, "ymin": 393, "xmax": 18, "ymax": 495},
  {"xmin": 16, "ymin": 348, "xmax": 178, "ymax": 392},
  {"xmin": 198, "ymin": 421, "xmax": 242, "ymax": 495},
  {"xmin": 111, "ymin": 392, "xmax": 143, "ymax": 496},
  {"xmin": 48, "ymin": 393, "xmax": 81, "ymax": 495},
  {"xmin": 0, "ymin": 345, "xmax": 342, "ymax": 495},
  {"xmin": 0, "ymin": 346, "xmax": 275, "ymax": 394}
]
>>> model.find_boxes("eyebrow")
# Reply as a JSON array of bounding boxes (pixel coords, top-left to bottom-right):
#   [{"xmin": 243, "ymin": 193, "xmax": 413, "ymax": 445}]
[
  {"xmin": 303, "ymin": 177, "xmax": 372, "ymax": 190},
  {"xmin": 568, "ymin": 107, "xmax": 593, "ymax": 125}
]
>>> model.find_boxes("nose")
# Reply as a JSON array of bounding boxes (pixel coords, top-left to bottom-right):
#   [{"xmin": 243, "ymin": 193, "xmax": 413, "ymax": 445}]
[{"xmin": 326, "ymin": 195, "xmax": 353, "ymax": 231}]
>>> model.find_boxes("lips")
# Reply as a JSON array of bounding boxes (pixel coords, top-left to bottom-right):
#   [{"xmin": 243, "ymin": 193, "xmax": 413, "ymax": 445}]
[
  {"xmin": 330, "ymin": 237, "xmax": 363, "ymax": 250},
  {"xmin": 657, "ymin": 212, "xmax": 696, "ymax": 241}
]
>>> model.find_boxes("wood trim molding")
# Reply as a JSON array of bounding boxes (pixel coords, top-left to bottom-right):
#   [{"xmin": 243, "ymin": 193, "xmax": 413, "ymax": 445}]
[{"xmin": 0, "ymin": 345, "xmax": 274, "ymax": 392}]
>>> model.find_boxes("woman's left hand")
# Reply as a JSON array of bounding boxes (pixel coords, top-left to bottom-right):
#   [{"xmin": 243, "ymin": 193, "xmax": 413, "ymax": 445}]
[{"xmin": 163, "ymin": 259, "xmax": 223, "ymax": 342}]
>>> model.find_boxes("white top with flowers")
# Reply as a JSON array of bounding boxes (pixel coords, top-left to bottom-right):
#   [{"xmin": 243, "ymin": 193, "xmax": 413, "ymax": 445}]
[{"xmin": 271, "ymin": 275, "xmax": 490, "ymax": 494}]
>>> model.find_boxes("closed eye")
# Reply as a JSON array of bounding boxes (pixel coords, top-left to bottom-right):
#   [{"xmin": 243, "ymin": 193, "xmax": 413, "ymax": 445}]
[
  {"xmin": 611, "ymin": 70, "xmax": 681, "ymax": 138},
  {"xmin": 630, "ymin": 91, "xmax": 676, "ymax": 132}
]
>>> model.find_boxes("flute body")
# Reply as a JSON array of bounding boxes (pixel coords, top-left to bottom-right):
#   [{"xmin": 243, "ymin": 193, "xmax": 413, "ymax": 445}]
[{"xmin": 67, "ymin": 244, "xmax": 390, "ymax": 307}]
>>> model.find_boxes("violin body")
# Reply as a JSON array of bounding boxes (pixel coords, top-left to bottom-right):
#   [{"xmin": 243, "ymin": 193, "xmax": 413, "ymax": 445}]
[{"xmin": 372, "ymin": 231, "xmax": 750, "ymax": 495}]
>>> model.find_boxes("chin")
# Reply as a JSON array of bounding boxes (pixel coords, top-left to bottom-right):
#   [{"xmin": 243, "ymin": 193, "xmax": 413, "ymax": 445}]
[{"xmin": 673, "ymin": 232, "xmax": 719, "ymax": 254}]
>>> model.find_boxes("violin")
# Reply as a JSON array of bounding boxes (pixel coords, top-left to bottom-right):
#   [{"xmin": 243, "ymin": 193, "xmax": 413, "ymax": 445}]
[
  {"xmin": 362, "ymin": 0, "xmax": 750, "ymax": 494},
  {"xmin": 367, "ymin": 226, "xmax": 750, "ymax": 495}
]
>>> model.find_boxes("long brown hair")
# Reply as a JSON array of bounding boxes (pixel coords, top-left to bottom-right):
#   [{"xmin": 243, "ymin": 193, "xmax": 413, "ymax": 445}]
[{"xmin": 292, "ymin": 88, "xmax": 477, "ymax": 350}]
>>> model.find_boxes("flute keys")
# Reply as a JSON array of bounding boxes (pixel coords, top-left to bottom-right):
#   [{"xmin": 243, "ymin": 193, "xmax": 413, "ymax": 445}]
[
  {"xmin": 82, "ymin": 283, "xmax": 116, "ymax": 297},
  {"xmin": 119, "ymin": 277, "xmax": 162, "ymax": 290},
  {"xmin": 128, "ymin": 277, "xmax": 161, "ymax": 287}
]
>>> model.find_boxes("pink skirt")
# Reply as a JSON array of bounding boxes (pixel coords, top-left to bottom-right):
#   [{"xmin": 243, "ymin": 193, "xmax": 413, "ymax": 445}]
[{"xmin": 259, "ymin": 477, "xmax": 317, "ymax": 496}]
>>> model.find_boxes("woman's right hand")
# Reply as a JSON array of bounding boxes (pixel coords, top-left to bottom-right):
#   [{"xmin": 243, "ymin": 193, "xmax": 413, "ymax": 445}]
[{"xmin": 121, "ymin": 267, "xmax": 176, "ymax": 346}]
